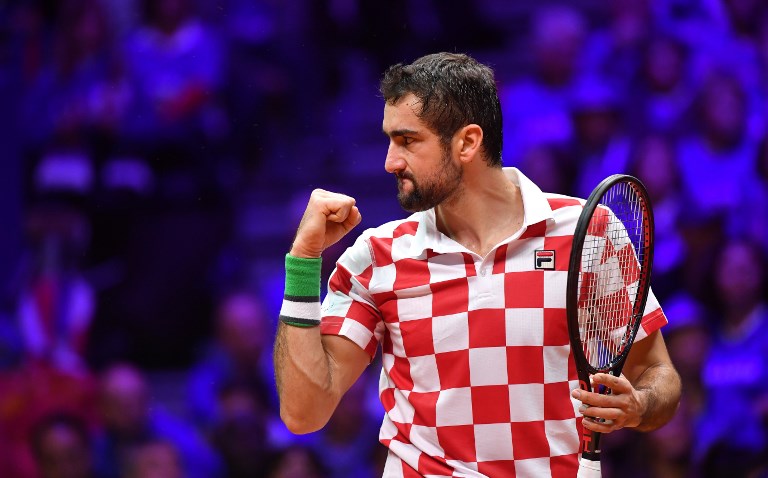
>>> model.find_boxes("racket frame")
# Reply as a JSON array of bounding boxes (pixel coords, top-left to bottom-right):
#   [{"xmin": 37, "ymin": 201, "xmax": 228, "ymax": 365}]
[{"xmin": 566, "ymin": 174, "xmax": 655, "ymax": 461}]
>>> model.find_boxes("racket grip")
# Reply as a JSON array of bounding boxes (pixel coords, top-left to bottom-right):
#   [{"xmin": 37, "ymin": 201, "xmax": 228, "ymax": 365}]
[{"xmin": 577, "ymin": 457, "xmax": 602, "ymax": 478}]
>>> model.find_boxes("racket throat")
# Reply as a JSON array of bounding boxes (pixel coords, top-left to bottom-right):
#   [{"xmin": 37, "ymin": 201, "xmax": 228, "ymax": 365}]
[{"xmin": 581, "ymin": 427, "xmax": 602, "ymax": 460}]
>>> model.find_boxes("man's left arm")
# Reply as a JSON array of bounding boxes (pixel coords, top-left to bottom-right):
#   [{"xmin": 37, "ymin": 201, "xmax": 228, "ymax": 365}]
[{"xmin": 572, "ymin": 329, "xmax": 682, "ymax": 433}]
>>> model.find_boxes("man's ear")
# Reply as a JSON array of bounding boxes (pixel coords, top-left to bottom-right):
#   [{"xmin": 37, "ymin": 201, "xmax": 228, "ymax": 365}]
[{"xmin": 455, "ymin": 124, "xmax": 484, "ymax": 163}]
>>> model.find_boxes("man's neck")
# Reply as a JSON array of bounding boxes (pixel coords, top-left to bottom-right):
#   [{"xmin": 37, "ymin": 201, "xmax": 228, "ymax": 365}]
[{"xmin": 435, "ymin": 168, "xmax": 524, "ymax": 257}]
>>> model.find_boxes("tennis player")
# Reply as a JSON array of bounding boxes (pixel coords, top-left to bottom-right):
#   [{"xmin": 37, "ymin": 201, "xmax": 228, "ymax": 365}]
[{"xmin": 274, "ymin": 52, "xmax": 681, "ymax": 477}]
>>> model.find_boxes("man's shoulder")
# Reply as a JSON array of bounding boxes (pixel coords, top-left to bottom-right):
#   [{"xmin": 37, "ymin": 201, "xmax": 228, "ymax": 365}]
[
  {"xmin": 542, "ymin": 192, "xmax": 586, "ymax": 211},
  {"xmin": 335, "ymin": 213, "xmax": 423, "ymax": 270},
  {"xmin": 358, "ymin": 212, "xmax": 423, "ymax": 241}
]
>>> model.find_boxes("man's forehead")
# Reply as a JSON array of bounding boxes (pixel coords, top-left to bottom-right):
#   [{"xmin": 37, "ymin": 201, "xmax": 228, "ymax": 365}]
[
  {"xmin": 384, "ymin": 93, "xmax": 421, "ymax": 113},
  {"xmin": 383, "ymin": 94, "xmax": 423, "ymax": 131}
]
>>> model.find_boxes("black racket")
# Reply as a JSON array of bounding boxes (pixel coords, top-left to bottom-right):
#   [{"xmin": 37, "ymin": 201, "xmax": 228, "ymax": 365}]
[{"xmin": 566, "ymin": 174, "xmax": 654, "ymax": 477}]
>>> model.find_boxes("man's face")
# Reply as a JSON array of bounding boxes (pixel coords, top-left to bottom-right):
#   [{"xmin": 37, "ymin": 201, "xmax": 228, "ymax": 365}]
[{"xmin": 382, "ymin": 94, "xmax": 463, "ymax": 212}]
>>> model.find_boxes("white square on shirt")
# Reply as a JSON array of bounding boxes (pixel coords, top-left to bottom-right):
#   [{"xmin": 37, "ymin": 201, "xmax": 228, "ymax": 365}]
[
  {"xmin": 469, "ymin": 347, "xmax": 509, "ymax": 386},
  {"xmin": 396, "ymin": 289, "xmax": 433, "ymax": 321},
  {"xmin": 432, "ymin": 312, "xmax": 469, "ymax": 353},
  {"xmin": 581, "ymin": 236, "xmax": 605, "ymax": 273},
  {"xmin": 409, "ymin": 425, "xmax": 444, "ymax": 458},
  {"xmin": 543, "ymin": 271, "xmax": 568, "ymax": 309},
  {"xmin": 387, "ymin": 322, "xmax": 406, "ymax": 357},
  {"xmin": 595, "ymin": 256, "xmax": 624, "ymax": 297},
  {"xmin": 513, "ymin": 457, "xmax": 551, "ymax": 476},
  {"xmin": 508, "ymin": 383, "xmax": 544, "ymax": 422},
  {"xmin": 391, "ymin": 235, "xmax": 415, "ymax": 262},
  {"xmin": 408, "ymin": 355, "xmax": 441, "ymax": 392},
  {"xmin": 474, "ymin": 423, "xmax": 514, "ymax": 461},
  {"xmin": 506, "ymin": 237, "xmax": 545, "ymax": 272},
  {"xmin": 389, "ymin": 389, "xmax": 416, "ymax": 424},
  {"xmin": 505, "ymin": 309, "xmax": 544, "ymax": 346},
  {"xmin": 543, "ymin": 345, "xmax": 571, "ymax": 384},
  {"xmin": 467, "ymin": 274, "xmax": 505, "ymax": 311},
  {"xmin": 371, "ymin": 262, "xmax": 397, "ymax": 292},
  {"xmin": 545, "ymin": 418, "xmax": 579, "ymax": 457},
  {"xmin": 435, "ymin": 388, "xmax": 474, "ymax": 426},
  {"xmin": 428, "ymin": 253, "xmax": 471, "ymax": 282}
]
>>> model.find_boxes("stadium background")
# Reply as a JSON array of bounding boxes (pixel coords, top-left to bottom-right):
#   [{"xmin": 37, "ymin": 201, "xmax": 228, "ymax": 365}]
[{"xmin": 0, "ymin": 0, "xmax": 766, "ymax": 476}]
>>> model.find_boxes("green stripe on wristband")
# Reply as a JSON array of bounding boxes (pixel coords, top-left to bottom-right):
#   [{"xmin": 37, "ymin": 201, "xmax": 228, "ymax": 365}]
[
  {"xmin": 284, "ymin": 254, "xmax": 322, "ymax": 297},
  {"xmin": 279, "ymin": 315, "xmax": 320, "ymax": 328}
]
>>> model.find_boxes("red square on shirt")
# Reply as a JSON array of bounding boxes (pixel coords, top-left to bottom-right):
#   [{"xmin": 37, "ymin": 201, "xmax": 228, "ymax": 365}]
[
  {"xmin": 544, "ymin": 382, "xmax": 576, "ymax": 420},
  {"xmin": 417, "ymin": 454, "xmax": 453, "ymax": 476},
  {"xmin": 468, "ymin": 309, "xmax": 507, "ymax": 348},
  {"xmin": 504, "ymin": 271, "xmax": 544, "ymax": 308},
  {"xmin": 432, "ymin": 277, "xmax": 470, "ymax": 317},
  {"xmin": 550, "ymin": 454, "xmax": 579, "ymax": 475},
  {"xmin": 471, "ymin": 386, "xmax": 511, "ymax": 424},
  {"xmin": 390, "ymin": 356, "xmax": 414, "ymax": 391},
  {"xmin": 400, "ymin": 318, "xmax": 435, "ymax": 357},
  {"xmin": 506, "ymin": 346, "xmax": 544, "ymax": 384},
  {"xmin": 394, "ymin": 258, "xmax": 431, "ymax": 290},
  {"xmin": 436, "ymin": 425, "xmax": 477, "ymax": 462},
  {"xmin": 410, "ymin": 391, "xmax": 440, "ymax": 427},
  {"xmin": 543, "ymin": 308, "xmax": 569, "ymax": 346},
  {"xmin": 477, "ymin": 461, "xmax": 517, "ymax": 477},
  {"xmin": 511, "ymin": 421, "xmax": 550, "ymax": 460},
  {"xmin": 435, "ymin": 350, "xmax": 471, "ymax": 389}
]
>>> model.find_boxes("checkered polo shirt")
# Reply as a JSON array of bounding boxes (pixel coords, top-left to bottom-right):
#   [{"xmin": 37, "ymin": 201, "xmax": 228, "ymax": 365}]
[{"xmin": 320, "ymin": 168, "xmax": 667, "ymax": 478}]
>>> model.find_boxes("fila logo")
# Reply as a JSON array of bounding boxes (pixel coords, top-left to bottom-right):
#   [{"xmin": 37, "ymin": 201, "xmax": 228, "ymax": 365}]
[{"xmin": 535, "ymin": 250, "xmax": 555, "ymax": 270}]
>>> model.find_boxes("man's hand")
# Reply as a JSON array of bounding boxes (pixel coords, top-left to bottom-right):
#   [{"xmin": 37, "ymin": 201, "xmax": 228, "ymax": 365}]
[
  {"xmin": 572, "ymin": 373, "xmax": 648, "ymax": 434},
  {"xmin": 290, "ymin": 189, "xmax": 362, "ymax": 258}
]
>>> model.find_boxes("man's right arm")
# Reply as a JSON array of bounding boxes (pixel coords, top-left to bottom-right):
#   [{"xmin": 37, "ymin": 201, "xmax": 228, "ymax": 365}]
[
  {"xmin": 274, "ymin": 324, "xmax": 370, "ymax": 433},
  {"xmin": 273, "ymin": 189, "xmax": 367, "ymax": 434}
]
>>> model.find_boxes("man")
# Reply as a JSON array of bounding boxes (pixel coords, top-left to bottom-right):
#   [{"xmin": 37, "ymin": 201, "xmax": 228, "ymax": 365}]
[{"xmin": 274, "ymin": 52, "xmax": 680, "ymax": 477}]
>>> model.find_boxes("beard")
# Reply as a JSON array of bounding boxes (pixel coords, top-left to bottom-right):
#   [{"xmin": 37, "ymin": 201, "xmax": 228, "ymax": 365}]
[{"xmin": 396, "ymin": 148, "xmax": 463, "ymax": 212}]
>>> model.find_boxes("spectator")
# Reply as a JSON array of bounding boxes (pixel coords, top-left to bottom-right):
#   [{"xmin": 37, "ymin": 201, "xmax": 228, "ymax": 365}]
[
  {"xmin": 569, "ymin": 75, "xmax": 632, "ymax": 197},
  {"xmin": 500, "ymin": 5, "xmax": 588, "ymax": 162},
  {"xmin": 583, "ymin": 0, "xmax": 652, "ymax": 84},
  {"xmin": 21, "ymin": 0, "xmax": 128, "ymax": 156},
  {"xmin": 122, "ymin": 439, "xmax": 183, "ymax": 478},
  {"xmin": 661, "ymin": 294, "xmax": 710, "ymax": 416},
  {"xmin": 187, "ymin": 291, "xmax": 273, "ymax": 432},
  {"xmin": 121, "ymin": 0, "xmax": 227, "ymax": 167},
  {"xmin": 630, "ymin": 133, "xmax": 687, "ymax": 301},
  {"xmin": 626, "ymin": 33, "xmax": 694, "ymax": 135},
  {"xmin": 695, "ymin": 239, "xmax": 768, "ymax": 476},
  {"xmin": 30, "ymin": 412, "xmax": 95, "ymax": 478},
  {"xmin": 311, "ymin": 372, "xmax": 381, "ymax": 478},
  {"xmin": 264, "ymin": 445, "xmax": 327, "ymax": 478},
  {"xmin": 93, "ymin": 363, "xmax": 222, "ymax": 478},
  {"xmin": 734, "ymin": 134, "xmax": 768, "ymax": 255},
  {"xmin": 16, "ymin": 203, "xmax": 94, "ymax": 373},
  {"xmin": 677, "ymin": 72, "xmax": 758, "ymax": 222},
  {"xmin": 210, "ymin": 384, "xmax": 270, "ymax": 478}
]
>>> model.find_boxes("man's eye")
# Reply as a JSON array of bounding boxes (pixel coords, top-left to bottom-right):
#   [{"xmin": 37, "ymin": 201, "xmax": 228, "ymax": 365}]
[{"xmin": 403, "ymin": 137, "xmax": 414, "ymax": 145}]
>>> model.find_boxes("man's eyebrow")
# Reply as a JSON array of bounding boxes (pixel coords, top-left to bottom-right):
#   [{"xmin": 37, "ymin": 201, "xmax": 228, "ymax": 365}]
[{"xmin": 383, "ymin": 128, "xmax": 419, "ymax": 137}]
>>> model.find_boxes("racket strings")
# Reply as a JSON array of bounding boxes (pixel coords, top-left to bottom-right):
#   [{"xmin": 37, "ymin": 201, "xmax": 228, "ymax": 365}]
[{"xmin": 578, "ymin": 182, "xmax": 646, "ymax": 370}]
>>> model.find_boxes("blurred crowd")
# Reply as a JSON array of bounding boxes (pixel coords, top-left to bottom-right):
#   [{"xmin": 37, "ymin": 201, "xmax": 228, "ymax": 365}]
[{"xmin": 0, "ymin": 0, "xmax": 766, "ymax": 477}]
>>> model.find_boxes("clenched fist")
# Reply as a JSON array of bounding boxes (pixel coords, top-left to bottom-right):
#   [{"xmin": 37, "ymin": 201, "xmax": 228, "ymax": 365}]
[{"xmin": 290, "ymin": 189, "xmax": 362, "ymax": 258}]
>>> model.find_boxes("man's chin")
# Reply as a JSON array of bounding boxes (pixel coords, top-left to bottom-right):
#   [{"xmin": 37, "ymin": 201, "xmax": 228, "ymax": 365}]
[{"xmin": 398, "ymin": 193, "xmax": 430, "ymax": 212}]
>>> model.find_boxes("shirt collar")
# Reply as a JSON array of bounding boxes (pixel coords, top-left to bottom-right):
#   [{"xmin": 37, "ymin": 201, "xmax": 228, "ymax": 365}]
[{"xmin": 408, "ymin": 167, "xmax": 555, "ymax": 256}]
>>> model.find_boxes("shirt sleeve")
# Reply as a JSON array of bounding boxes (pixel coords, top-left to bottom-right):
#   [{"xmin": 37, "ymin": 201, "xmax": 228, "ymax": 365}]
[
  {"xmin": 320, "ymin": 234, "xmax": 384, "ymax": 358},
  {"xmin": 636, "ymin": 287, "xmax": 667, "ymax": 341}
]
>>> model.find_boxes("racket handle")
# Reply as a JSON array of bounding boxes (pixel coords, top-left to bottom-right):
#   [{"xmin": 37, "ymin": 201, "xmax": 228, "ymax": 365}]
[{"xmin": 577, "ymin": 456, "xmax": 602, "ymax": 477}]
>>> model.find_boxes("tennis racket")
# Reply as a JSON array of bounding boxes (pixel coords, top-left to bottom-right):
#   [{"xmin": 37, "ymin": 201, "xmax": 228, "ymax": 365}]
[{"xmin": 566, "ymin": 174, "xmax": 654, "ymax": 478}]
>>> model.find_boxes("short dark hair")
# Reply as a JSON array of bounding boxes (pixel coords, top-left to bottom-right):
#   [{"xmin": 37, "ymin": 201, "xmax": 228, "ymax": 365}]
[{"xmin": 380, "ymin": 52, "xmax": 503, "ymax": 167}]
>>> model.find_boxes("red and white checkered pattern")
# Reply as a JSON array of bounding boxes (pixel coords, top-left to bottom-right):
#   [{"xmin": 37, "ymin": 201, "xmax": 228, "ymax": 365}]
[{"xmin": 320, "ymin": 168, "xmax": 667, "ymax": 477}]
